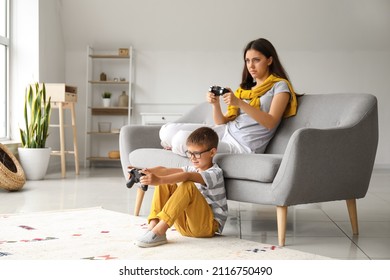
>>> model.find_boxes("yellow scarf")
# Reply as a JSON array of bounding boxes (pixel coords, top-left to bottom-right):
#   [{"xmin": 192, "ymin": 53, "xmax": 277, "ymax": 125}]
[{"xmin": 226, "ymin": 74, "xmax": 298, "ymax": 120}]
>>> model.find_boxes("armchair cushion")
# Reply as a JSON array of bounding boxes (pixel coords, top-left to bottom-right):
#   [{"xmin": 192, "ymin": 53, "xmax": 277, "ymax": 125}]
[{"xmin": 215, "ymin": 153, "xmax": 283, "ymax": 183}]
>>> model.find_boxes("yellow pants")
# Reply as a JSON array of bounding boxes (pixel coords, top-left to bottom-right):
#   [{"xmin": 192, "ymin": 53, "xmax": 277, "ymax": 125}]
[{"xmin": 148, "ymin": 182, "xmax": 219, "ymax": 237}]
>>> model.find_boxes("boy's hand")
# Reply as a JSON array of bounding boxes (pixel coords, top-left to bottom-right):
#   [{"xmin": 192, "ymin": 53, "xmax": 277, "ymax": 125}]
[
  {"xmin": 140, "ymin": 168, "xmax": 150, "ymax": 175},
  {"xmin": 139, "ymin": 168, "xmax": 151, "ymax": 185},
  {"xmin": 127, "ymin": 166, "xmax": 135, "ymax": 179},
  {"xmin": 140, "ymin": 172, "xmax": 160, "ymax": 186}
]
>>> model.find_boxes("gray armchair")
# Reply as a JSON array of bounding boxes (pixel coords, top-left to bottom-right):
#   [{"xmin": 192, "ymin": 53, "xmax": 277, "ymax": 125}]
[{"xmin": 119, "ymin": 93, "xmax": 378, "ymax": 246}]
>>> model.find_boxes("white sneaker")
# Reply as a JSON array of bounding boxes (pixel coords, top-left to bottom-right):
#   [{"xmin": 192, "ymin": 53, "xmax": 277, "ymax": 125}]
[{"xmin": 135, "ymin": 231, "xmax": 168, "ymax": 248}]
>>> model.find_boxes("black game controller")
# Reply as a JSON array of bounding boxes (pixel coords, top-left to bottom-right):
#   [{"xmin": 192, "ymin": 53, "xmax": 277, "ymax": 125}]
[
  {"xmin": 209, "ymin": 85, "xmax": 229, "ymax": 96},
  {"xmin": 126, "ymin": 168, "xmax": 148, "ymax": 191}
]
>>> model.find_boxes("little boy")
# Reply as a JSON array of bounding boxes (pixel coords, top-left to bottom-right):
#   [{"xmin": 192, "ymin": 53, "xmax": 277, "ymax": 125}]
[{"xmin": 134, "ymin": 126, "xmax": 228, "ymax": 247}]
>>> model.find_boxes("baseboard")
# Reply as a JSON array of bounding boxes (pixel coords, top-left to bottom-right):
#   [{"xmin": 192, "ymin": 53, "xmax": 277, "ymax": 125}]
[
  {"xmin": 46, "ymin": 161, "xmax": 62, "ymax": 174},
  {"xmin": 373, "ymin": 164, "xmax": 390, "ymax": 172},
  {"xmin": 46, "ymin": 160, "xmax": 122, "ymax": 174}
]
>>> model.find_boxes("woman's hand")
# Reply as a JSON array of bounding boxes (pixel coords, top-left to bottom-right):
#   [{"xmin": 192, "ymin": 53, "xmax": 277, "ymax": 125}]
[
  {"xmin": 206, "ymin": 91, "xmax": 220, "ymax": 105},
  {"xmin": 221, "ymin": 89, "xmax": 241, "ymax": 107},
  {"xmin": 208, "ymin": 87, "xmax": 235, "ymax": 125}
]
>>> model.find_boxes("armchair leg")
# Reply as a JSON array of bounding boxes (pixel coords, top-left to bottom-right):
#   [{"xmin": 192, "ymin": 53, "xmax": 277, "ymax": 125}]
[
  {"xmin": 276, "ymin": 206, "xmax": 288, "ymax": 246},
  {"xmin": 134, "ymin": 187, "xmax": 146, "ymax": 216},
  {"xmin": 346, "ymin": 199, "xmax": 359, "ymax": 235}
]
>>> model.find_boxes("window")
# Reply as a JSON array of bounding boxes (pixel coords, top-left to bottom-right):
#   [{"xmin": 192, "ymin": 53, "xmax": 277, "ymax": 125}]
[{"xmin": 0, "ymin": 0, "xmax": 9, "ymax": 140}]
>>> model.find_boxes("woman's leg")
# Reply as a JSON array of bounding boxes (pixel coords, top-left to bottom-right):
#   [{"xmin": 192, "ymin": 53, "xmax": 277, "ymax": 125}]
[
  {"xmin": 171, "ymin": 127, "xmax": 246, "ymax": 155},
  {"xmin": 160, "ymin": 123, "xmax": 227, "ymax": 156},
  {"xmin": 170, "ymin": 130, "xmax": 193, "ymax": 156},
  {"xmin": 218, "ymin": 129, "xmax": 252, "ymax": 154},
  {"xmin": 159, "ymin": 123, "xmax": 207, "ymax": 149}
]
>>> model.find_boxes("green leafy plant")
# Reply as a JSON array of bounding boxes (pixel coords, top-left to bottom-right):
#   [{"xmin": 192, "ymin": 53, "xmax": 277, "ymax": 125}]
[
  {"xmin": 19, "ymin": 83, "xmax": 52, "ymax": 148},
  {"xmin": 102, "ymin": 92, "xmax": 112, "ymax": 98}
]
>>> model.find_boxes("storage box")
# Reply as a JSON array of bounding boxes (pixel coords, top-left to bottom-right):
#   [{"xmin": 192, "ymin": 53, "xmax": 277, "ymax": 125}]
[
  {"xmin": 42, "ymin": 83, "xmax": 78, "ymax": 102},
  {"xmin": 118, "ymin": 48, "xmax": 129, "ymax": 56},
  {"xmin": 98, "ymin": 122, "xmax": 111, "ymax": 133}
]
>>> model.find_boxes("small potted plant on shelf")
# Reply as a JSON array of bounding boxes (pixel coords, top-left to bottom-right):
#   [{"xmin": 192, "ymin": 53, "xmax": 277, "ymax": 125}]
[
  {"xmin": 102, "ymin": 92, "xmax": 112, "ymax": 107},
  {"xmin": 18, "ymin": 83, "xmax": 52, "ymax": 180}
]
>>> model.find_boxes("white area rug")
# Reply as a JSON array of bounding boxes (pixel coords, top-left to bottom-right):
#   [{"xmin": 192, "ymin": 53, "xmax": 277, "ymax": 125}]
[{"xmin": 0, "ymin": 207, "xmax": 329, "ymax": 260}]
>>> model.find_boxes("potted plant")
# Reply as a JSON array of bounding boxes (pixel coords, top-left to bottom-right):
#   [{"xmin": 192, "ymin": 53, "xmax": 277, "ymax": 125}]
[
  {"xmin": 102, "ymin": 92, "xmax": 112, "ymax": 107},
  {"xmin": 18, "ymin": 83, "xmax": 52, "ymax": 180}
]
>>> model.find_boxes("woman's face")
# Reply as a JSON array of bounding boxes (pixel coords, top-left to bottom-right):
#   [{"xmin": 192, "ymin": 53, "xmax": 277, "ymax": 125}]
[{"xmin": 245, "ymin": 49, "xmax": 272, "ymax": 83}]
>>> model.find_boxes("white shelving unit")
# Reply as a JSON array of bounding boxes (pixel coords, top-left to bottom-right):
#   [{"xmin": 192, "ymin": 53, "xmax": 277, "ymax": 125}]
[{"xmin": 85, "ymin": 46, "xmax": 134, "ymax": 167}]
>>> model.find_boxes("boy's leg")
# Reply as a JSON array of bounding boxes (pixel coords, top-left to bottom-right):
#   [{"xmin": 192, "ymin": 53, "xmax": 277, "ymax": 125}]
[
  {"xmin": 136, "ymin": 184, "xmax": 177, "ymax": 248},
  {"xmin": 147, "ymin": 184, "xmax": 177, "ymax": 224},
  {"xmin": 158, "ymin": 181, "xmax": 218, "ymax": 238}
]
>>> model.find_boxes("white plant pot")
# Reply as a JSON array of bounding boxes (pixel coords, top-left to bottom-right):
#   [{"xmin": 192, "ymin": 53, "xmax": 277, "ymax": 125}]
[
  {"xmin": 17, "ymin": 147, "xmax": 51, "ymax": 180},
  {"xmin": 102, "ymin": 98, "xmax": 111, "ymax": 107}
]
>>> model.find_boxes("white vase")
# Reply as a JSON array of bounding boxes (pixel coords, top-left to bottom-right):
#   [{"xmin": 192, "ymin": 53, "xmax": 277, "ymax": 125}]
[
  {"xmin": 17, "ymin": 147, "xmax": 51, "ymax": 180},
  {"xmin": 102, "ymin": 98, "xmax": 111, "ymax": 107}
]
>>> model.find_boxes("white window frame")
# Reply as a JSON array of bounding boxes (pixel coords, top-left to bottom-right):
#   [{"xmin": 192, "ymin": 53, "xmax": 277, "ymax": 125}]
[{"xmin": 0, "ymin": 0, "xmax": 9, "ymax": 140}]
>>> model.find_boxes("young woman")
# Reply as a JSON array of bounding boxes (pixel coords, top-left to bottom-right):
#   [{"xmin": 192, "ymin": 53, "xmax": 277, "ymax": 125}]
[{"xmin": 160, "ymin": 38, "xmax": 298, "ymax": 156}]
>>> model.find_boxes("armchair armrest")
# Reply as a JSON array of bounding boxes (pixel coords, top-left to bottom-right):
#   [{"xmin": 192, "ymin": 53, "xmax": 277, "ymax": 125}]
[
  {"xmin": 119, "ymin": 125, "xmax": 162, "ymax": 178},
  {"xmin": 272, "ymin": 120, "xmax": 378, "ymax": 206}
]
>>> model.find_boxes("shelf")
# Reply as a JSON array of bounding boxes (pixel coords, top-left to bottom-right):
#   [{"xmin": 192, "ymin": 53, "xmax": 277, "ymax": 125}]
[
  {"xmin": 91, "ymin": 107, "xmax": 129, "ymax": 115},
  {"xmin": 88, "ymin": 80, "xmax": 129, "ymax": 85},
  {"xmin": 87, "ymin": 156, "xmax": 120, "ymax": 162},
  {"xmin": 87, "ymin": 131, "xmax": 120, "ymax": 135},
  {"xmin": 86, "ymin": 46, "xmax": 133, "ymax": 168},
  {"xmin": 51, "ymin": 150, "xmax": 76, "ymax": 155},
  {"xmin": 50, "ymin": 124, "xmax": 73, "ymax": 128},
  {"xmin": 89, "ymin": 54, "xmax": 129, "ymax": 59}
]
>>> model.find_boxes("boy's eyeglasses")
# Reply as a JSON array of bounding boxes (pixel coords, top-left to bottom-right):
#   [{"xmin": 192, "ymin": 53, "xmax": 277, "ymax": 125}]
[{"xmin": 185, "ymin": 148, "xmax": 212, "ymax": 159}]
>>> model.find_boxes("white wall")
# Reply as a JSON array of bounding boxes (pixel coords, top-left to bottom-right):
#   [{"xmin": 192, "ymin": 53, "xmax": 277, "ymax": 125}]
[
  {"xmin": 39, "ymin": 0, "xmax": 65, "ymax": 83},
  {"xmin": 38, "ymin": 0, "xmax": 66, "ymax": 170},
  {"xmin": 10, "ymin": 0, "xmax": 66, "ymax": 171},
  {"xmin": 38, "ymin": 0, "xmax": 390, "ymax": 167},
  {"xmin": 10, "ymin": 0, "xmax": 39, "ymax": 142}
]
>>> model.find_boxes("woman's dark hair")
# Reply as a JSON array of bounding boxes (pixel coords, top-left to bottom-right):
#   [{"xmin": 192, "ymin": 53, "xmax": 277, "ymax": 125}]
[{"xmin": 240, "ymin": 38, "xmax": 290, "ymax": 90}]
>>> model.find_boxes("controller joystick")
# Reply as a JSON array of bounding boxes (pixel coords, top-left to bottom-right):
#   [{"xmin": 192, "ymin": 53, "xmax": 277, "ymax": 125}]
[{"xmin": 126, "ymin": 168, "xmax": 148, "ymax": 191}]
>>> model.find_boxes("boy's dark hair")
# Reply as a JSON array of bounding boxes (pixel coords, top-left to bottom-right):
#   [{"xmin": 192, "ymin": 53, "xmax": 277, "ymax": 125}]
[{"xmin": 186, "ymin": 127, "xmax": 218, "ymax": 149}]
